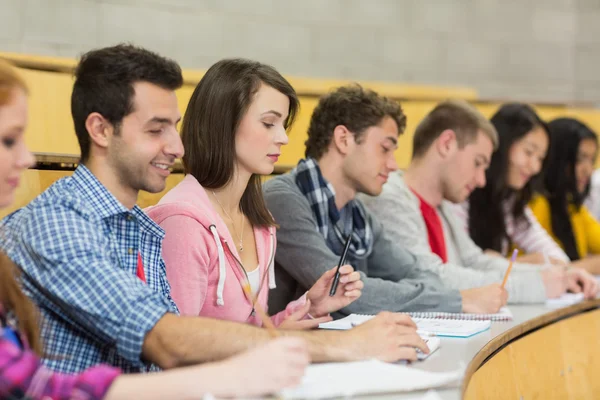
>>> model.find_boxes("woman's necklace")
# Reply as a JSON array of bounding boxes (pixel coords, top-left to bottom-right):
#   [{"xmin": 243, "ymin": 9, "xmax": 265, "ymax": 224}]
[{"xmin": 212, "ymin": 191, "xmax": 245, "ymax": 252}]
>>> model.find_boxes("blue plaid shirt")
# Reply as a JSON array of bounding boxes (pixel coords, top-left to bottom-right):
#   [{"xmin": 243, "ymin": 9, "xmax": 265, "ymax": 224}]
[{"xmin": 0, "ymin": 165, "xmax": 178, "ymax": 373}]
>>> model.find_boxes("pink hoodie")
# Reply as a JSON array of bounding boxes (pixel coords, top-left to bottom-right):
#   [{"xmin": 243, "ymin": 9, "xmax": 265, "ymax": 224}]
[{"xmin": 146, "ymin": 175, "xmax": 308, "ymax": 327}]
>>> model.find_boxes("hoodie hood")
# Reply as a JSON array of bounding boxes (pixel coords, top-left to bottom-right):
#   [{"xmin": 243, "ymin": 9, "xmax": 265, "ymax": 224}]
[{"xmin": 147, "ymin": 174, "xmax": 276, "ymax": 307}]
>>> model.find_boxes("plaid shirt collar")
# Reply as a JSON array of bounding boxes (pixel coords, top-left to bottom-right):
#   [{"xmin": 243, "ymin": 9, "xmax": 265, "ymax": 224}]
[{"xmin": 72, "ymin": 165, "xmax": 165, "ymax": 240}]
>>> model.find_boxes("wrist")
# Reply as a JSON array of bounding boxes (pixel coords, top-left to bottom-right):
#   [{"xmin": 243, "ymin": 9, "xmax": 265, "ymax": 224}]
[
  {"xmin": 460, "ymin": 290, "xmax": 473, "ymax": 313},
  {"xmin": 307, "ymin": 303, "xmax": 326, "ymax": 318}
]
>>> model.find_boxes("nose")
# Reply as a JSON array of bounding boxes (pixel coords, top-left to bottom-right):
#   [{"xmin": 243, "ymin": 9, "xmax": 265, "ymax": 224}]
[
  {"xmin": 387, "ymin": 154, "xmax": 399, "ymax": 172},
  {"xmin": 476, "ymin": 168, "xmax": 487, "ymax": 188},
  {"xmin": 275, "ymin": 126, "xmax": 289, "ymax": 146},
  {"xmin": 584, "ymin": 161, "xmax": 594, "ymax": 178},
  {"xmin": 17, "ymin": 143, "xmax": 35, "ymax": 170},
  {"xmin": 166, "ymin": 128, "xmax": 185, "ymax": 159},
  {"xmin": 530, "ymin": 156, "xmax": 542, "ymax": 176}
]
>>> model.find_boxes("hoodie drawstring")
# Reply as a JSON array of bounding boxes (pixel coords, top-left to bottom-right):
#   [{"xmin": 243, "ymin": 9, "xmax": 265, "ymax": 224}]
[
  {"xmin": 209, "ymin": 224, "xmax": 226, "ymax": 306},
  {"xmin": 268, "ymin": 229, "xmax": 276, "ymax": 290}
]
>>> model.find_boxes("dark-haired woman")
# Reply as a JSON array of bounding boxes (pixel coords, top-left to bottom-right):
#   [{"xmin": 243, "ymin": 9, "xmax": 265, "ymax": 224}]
[
  {"xmin": 454, "ymin": 103, "xmax": 569, "ymax": 265},
  {"xmin": 530, "ymin": 118, "xmax": 600, "ymax": 274}
]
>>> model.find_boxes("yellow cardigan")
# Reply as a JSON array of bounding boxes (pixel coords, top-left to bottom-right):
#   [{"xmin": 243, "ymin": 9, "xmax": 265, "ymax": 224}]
[{"xmin": 530, "ymin": 195, "xmax": 600, "ymax": 258}]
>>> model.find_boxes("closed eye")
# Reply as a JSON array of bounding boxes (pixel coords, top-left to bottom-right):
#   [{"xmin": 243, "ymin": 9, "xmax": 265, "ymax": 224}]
[{"xmin": 2, "ymin": 138, "xmax": 16, "ymax": 148}]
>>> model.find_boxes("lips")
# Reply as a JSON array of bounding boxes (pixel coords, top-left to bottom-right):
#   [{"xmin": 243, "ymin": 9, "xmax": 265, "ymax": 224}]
[
  {"xmin": 151, "ymin": 162, "xmax": 172, "ymax": 176},
  {"xmin": 6, "ymin": 178, "xmax": 19, "ymax": 188},
  {"xmin": 267, "ymin": 154, "xmax": 280, "ymax": 162}
]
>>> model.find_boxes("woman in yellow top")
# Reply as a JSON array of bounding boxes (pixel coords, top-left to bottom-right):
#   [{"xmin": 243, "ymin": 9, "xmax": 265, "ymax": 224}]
[{"xmin": 530, "ymin": 117, "xmax": 600, "ymax": 274}]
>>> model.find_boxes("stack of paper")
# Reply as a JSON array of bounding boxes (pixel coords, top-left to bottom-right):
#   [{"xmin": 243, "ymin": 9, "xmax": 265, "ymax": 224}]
[{"xmin": 280, "ymin": 360, "xmax": 463, "ymax": 399}]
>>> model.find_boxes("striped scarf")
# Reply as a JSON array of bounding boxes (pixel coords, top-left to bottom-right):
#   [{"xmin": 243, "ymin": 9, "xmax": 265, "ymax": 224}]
[{"xmin": 294, "ymin": 158, "xmax": 373, "ymax": 260}]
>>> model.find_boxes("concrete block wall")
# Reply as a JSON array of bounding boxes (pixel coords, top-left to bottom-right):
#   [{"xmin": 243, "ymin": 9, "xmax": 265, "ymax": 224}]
[{"xmin": 0, "ymin": 0, "xmax": 599, "ymax": 104}]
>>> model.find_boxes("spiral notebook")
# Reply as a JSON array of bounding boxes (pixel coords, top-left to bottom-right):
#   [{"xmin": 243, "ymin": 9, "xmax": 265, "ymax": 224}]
[
  {"xmin": 319, "ymin": 314, "xmax": 492, "ymax": 338},
  {"xmin": 406, "ymin": 306, "xmax": 513, "ymax": 321}
]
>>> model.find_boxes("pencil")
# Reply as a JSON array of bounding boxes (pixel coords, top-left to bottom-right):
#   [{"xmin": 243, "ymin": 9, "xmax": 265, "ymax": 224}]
[
  {"xmin": 242, "ymin": 282, "xmax": 278, "ymax": 338},
  {"xmin": 501, "ymin": 249, "xmax": 519, "ymax": 288},
  {"xmin": 329, "ymin": 234, "xmax": 353, "ymax": 296}
]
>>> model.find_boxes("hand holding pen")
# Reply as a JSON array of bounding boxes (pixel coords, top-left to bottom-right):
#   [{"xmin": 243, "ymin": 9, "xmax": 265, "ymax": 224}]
[{"xmin": 299, "ymin": 235, "xmax": 364, "ymax": 318}]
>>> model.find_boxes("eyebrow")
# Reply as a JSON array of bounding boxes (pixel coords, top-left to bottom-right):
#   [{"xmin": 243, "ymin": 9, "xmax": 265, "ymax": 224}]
[
  {"xmin": 384, "ymin": 137, "xmax": 398, "ymax": 146},
  {"xmin": 476, "ymin": 154, "xmax": 490, "ymax": 164},
  {"xmin": 146, "ymin": 116, "xmax": 181, "ymax": 125},
  {"xmin": 523, "ymin": 140, "xmax": 541, "ymax": 150},
  {"xmin": 261, "ymin": 110, "xmax": 283, "ymax": 118},
  {"xmin": 579, "ymin": 150, "xmax": 597, "ymax": 157}
]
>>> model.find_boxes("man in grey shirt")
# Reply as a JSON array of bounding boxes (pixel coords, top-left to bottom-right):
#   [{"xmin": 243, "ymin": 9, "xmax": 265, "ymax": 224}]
[{"xmin": 264, "ymin": 85, "xmax": 504, "ymax": 317}]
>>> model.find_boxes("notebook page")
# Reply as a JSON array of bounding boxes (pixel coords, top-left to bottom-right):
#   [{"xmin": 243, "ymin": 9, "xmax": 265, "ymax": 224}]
[
  {"xmin": 545, "ymin": 292, "xmax": 585, "ymax": 309},
  {"xmin": 279, "ymin": 360, "xmax": 463, "ymax": 399},
  {"xmin": 413, "ymin": 318, "xmax": 491, "ymax": 338}
]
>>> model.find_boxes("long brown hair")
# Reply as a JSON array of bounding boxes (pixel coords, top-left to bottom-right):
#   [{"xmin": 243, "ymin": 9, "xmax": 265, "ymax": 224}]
[
  {"xmin": 181, "ymin": 58, "xmax": 299, "ymax": 227},
  {"xmin": 0, "ymin": 59, "xmax": 42, "ymax": 354}
]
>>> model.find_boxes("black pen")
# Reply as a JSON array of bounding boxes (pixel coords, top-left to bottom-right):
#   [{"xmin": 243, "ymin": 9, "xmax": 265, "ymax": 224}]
[{"xmin": 329, "ymin": 234, "xmax": 352, "ymax": 296}]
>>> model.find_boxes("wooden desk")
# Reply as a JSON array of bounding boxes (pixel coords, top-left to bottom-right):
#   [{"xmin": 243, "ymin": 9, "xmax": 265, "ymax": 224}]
[{"xmin": 359, "ymin": 300, "xmax": 600, "ymax": 399}]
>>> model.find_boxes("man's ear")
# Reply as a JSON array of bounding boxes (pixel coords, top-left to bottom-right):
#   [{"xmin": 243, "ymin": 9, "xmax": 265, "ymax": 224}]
[
  {"xmin": 85, "ymin": 112, "xmax": 113, "ymax": 150},
  {"xmin": 331, "ymin": 125, "xmax": 354, "ymax": 156},
  {"xmin": 435, "ymin": 129, "xmax": 458, "ymax": 158}
]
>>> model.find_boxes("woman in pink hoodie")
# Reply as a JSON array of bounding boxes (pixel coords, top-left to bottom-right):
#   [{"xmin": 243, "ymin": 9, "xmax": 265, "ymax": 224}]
[{"xmin": 147, "ymin": 59, "xmax": 363, "ymax": 329}]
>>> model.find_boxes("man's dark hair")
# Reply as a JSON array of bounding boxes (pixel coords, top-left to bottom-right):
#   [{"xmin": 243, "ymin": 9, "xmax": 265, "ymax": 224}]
[
  {"xmin": 305, "ymin": 84, "xmax": 406, "ymax": 160},
  {"xmin": 71, "ymin": 44, "xmax": 183, "ymax": 162}
]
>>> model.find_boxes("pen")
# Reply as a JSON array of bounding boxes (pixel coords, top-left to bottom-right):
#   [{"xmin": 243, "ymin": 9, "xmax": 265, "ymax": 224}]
[
  {"xmin": 501, "ymin": 249, "xmax": 519, "ymax": 288},
  {"xmin": 329, "ymin": 234, "xmax": 352, "ymax": 296}
]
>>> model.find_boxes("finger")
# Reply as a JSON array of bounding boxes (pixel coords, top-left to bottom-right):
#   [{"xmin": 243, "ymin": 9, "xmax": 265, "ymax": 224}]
[
  {"xmin": 342, "ymin": 280, "xmax": 364, "ymax": 292},
  {"xmin": 289, "ymin": 317, "xmax": 333, "ymax": 330},
  {"xmin": 285, "ymin": 300, "xmax": 312, "ymax": 322},
  {"xmin": 343, "ymin": 289, "xmax": 362, "ymax": 298},
  {"xmin": 385, "ymin": 312, "xmax": 417, "ymax": 328},
  {"xmin": 583, "ymin": 280, "xmax": 595, "ymax": 299},
  {"xmin": 391, "ymin": 325, "xmax": 421, "ymax": 336},
  {"xmin": 341, "ymin": 272, "xmax": 362, "ymax": 285},
  {"xmin": 389, "ymin": 347, "xmax": 418, "ymax": 362},
  {"xmin": 340, "ymin": 265, "xmax": 360, "ymax": 283},
  {"xmin": 398, "ymin": 334, "xmax": 429, "ymax": 353},
  {"xmin": 578, "ymin": 278, "xmax": 590, "ymax": 295},
  {"xmin": 320, "ymin": 267, "xmax": 337, "ymax": 282},
  {"xmin": 568, "ymin": 280, "xmax": 582, "ymax": 293},
  {"xmin": 340, "ymin": 270, "xmax": 360, "ymax": 284}
]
